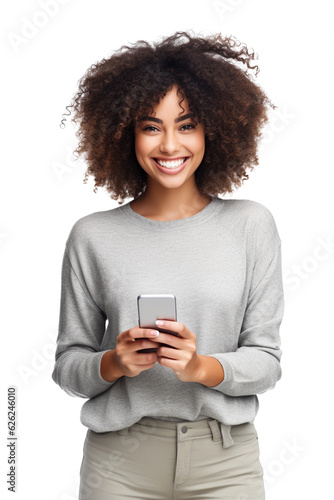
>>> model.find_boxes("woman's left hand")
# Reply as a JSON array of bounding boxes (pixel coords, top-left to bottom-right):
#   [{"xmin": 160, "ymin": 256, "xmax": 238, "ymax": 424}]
[{"xmin": 154, "ymin": 320, "xmax": 201, "ymax": 382}]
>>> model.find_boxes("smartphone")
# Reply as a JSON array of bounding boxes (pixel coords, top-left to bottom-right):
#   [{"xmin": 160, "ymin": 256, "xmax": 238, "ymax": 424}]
[{"xmin": 136, "ymin": 294, "xmax": 178, "ymax": 353}]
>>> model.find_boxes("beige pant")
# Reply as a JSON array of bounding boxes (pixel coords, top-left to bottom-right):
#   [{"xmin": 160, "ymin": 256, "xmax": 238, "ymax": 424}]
[{"xmin": 79, "ymin": 417, "xmax": 265, "ymax": 500}]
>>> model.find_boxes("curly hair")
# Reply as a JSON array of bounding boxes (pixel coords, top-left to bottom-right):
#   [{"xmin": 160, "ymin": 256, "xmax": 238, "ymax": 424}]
[{"xmin": 61, "ymin": 31, "xmax": 275, "ymax": 204}]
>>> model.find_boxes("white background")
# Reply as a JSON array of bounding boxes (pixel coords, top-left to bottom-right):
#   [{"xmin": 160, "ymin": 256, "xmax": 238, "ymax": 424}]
[{"xmin": 1, "ymin": 1, "xmax": 333, "ymax": 498}]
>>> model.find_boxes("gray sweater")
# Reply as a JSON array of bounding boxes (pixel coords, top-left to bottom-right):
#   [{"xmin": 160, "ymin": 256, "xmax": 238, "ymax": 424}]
[{"xmin": 52, "ymin": 195, "xmax": 284, "ymax": 432}]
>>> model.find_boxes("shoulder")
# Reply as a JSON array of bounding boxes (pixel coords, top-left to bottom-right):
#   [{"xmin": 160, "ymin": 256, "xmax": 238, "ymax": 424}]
[
  {"xmin": 216, "ymin": 197, "xmax": 281, "ymax": 245},
  {"xmin": 217, "ymin": 197, "xmax": 278, "ymax": 228},
  {"xmin": 220, "ymin": 198, "xmax": 275, "ymax": 221},
  {"xmin": 65, "ymin": 204, "xmax": 126, "ymax": 249}
]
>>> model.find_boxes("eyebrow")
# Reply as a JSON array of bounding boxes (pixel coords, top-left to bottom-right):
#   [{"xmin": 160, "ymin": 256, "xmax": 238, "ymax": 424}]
[{"xmin": 138, "ymin": 112, "xmax": 195, "ymax": 124}]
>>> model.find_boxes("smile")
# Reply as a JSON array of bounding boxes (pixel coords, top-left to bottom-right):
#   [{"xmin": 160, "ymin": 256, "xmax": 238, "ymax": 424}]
[{"xmin": 154, "ymin": 157, "xmax": 189, "ymax": 169}]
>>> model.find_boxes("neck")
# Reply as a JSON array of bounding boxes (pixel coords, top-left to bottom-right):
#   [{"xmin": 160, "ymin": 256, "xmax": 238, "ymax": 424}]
[{"xmin": 131, "ymin": 182, "xmax": 211, "ymax": 221}]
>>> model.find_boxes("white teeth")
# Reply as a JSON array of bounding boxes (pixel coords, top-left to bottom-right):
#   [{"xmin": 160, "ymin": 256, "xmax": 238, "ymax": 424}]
[{"xmin": 156, "ymin": 158, "xmax": 186, "ymax": 169}]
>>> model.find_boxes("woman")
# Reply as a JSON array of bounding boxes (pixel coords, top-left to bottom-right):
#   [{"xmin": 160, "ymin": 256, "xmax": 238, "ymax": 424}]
[{"xmin": 52, "ymin": 31, "xmax": 284, "ymax": 499}]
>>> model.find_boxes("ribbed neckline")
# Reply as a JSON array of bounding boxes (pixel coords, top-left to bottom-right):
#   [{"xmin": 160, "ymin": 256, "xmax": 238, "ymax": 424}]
[{"xmin": 119, "ymin": 195, "xmax": 223, "ymax": 231}]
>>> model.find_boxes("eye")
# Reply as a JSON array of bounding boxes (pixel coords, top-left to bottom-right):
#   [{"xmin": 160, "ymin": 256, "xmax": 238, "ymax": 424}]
[
  {"xmin": 142, "ymin": 125, "xmax": 159, "ymax": 132},
  {"xmin": 180, "ymin": 123, "xmax": 196, "ymax": 131}
]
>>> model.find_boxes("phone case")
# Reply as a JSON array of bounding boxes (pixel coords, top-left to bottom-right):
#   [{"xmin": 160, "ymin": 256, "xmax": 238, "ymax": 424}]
[{"xmin": 136, "ymin": 294, "xmax": 178, "ymax": 353}]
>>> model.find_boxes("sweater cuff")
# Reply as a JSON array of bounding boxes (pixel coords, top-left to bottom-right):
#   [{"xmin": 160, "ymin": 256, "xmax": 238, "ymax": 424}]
[
  {"xmin": 205, "ymin": 355, "xmax": 231, "ymax": 392},
  {"xmin": 53, "ymin": 350, "xmax": 117, "ymax": 399},
  {"xmin": 94, "ymin": 350, "xmax": 118, "ymax": 388}
]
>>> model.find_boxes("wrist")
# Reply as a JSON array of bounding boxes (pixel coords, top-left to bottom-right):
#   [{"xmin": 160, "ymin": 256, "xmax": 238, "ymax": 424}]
[
  {"xmin": 101, "ymin": 350, "xmax": 124, "ymax": 382},
  {"xmin": 193, "ymin": 354, "xmax": 224, "ymax": 387}
]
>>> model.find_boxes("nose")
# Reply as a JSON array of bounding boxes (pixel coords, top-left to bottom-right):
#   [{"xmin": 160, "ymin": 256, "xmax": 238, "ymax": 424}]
[{"xmin": 159, "ymin": 130, "xmax": 180, "ymax": 154}]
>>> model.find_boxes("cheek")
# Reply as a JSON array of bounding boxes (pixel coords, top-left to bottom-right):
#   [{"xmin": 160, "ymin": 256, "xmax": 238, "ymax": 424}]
[
  {"xmin": 134, "ymin": 137, "xmax": 152, "ymax": 173},
  {"xmin": 190, "ymin": 133, "xmax": 205, "ymax": 157},
  {"xmin": 134, "ymin": 135, "xmax": 153, "ymax": 160},
  {"xmin": 134, "ymin": 135, "xmax": 143, "ymax": 158}
]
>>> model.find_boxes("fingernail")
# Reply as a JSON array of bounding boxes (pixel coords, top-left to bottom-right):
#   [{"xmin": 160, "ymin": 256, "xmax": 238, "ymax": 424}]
[
  {"xmin": 150, "ymin": 330, "xmax": 159, "ymax": 336},
  {"xmin": 156, "ymin": 320, "xmax": 164, "ymax": 326}
]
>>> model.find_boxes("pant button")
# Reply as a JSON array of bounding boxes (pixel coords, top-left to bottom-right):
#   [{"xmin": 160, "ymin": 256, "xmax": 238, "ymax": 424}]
[{"xmin": 181, "ymin": 426, "xmax": 188, "ymax": 433}]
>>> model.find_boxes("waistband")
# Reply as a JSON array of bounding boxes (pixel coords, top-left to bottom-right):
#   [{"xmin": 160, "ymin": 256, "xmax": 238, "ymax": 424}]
[{"xmin": 117, "ymin": 417, "xmax": 255, "ymax": 449}]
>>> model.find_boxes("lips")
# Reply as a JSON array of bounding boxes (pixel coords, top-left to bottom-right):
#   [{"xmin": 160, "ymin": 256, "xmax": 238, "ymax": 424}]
[
  {"xmin": 153, "ymin": 157, "xmax": 190, "ymax": 175},
  {"xmin": 154, "ymin": 156, "xmax": 188, "ymax": 160}
]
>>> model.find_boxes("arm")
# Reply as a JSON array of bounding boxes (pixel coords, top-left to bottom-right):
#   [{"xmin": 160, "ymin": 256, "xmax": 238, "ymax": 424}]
[
  {"xmin": 207, "ymin": 240, "xmax": 284, "ymax": 397},
  {"xmin": 192, "ymin": 355, "xmax": 225, "ymax": 387},
  {"xmin": 100, "ymin": 349, "xmax": 125, "ymax": 382},
  {"xmin": 52, "ymin": 250, "xmax": 118, "ymax": 398}
]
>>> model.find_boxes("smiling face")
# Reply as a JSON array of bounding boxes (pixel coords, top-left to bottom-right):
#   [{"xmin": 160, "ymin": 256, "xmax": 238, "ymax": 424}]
[{"xmin": 134, "ymin": 85, "xmax": 205, "ymax": 193}]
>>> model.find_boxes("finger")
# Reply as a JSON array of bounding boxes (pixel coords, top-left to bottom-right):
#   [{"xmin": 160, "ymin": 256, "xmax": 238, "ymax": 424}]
[
  {"xmin": 127, "ymin": 327, "xmax": 161, "ymax": 341},
  {"xmin": 155, "ymin": 320, "xmax": 191, "ymax": 338},
  {"xmin": 157, "ymin": 346, "xmax": 182, "ymax": 359},
  {"xmin": 127, "ymin": 339, "xmax": 160, "ymax": 352},
  {"xmin": 158, "ymin": 357, "xmax": 182, "ymax": 370},
  {"xmin": 133, "ymin": 351, "xmax": 159, "ymax": 364},
  {"xmin": 151, "ymin": 333, "xmax": 180, "ymax": 348}
]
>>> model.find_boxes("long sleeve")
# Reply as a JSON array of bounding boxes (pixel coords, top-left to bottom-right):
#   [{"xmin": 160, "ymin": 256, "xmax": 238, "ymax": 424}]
[
  {"xmin": 208, "ymin": 211, "xmax": 284, "ymax": 397},
  {"xmin": 51, "ymin": 198, "xmax": 284, "ymax": 431},
  {"xmin": 52, "ymin": 249, "xmax": 116, "ymax": 398}
]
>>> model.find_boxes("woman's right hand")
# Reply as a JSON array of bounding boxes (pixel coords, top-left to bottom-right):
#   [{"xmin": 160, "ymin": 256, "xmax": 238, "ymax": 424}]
[{"xmin": 111, "ymin": 326, "xmax": 161, "ymax": 378}]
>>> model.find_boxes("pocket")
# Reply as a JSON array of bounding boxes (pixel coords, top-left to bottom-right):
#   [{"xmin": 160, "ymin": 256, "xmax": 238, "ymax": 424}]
[
  {"xmin": 231, "ymin": 423, "xmax": 258, "ymax": 445},
  {"xmin": 231, "ymin": 425, "xmax": 264, "ymax": 481}
]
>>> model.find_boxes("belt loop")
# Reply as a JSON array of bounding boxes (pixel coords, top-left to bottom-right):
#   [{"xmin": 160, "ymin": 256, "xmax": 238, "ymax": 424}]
[
  {"xmin": 208, "ymin": 420, "xmax": 221, "ymax": 442},
  {"xmin": 220, "ymin": 423, "xmax": 234, "ymax": 448}
]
